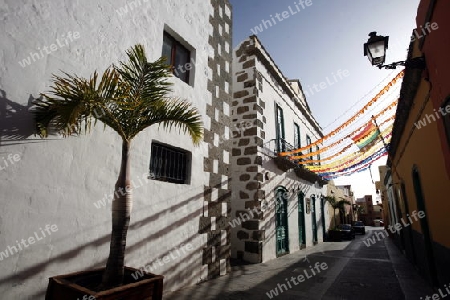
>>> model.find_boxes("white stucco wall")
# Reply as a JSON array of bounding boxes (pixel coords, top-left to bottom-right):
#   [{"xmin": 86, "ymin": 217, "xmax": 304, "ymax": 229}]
[
  {"xmin": 229, "ymin": 55, "xmax": 255, "ymax": 259},
  {"xmin": 231, "ymin": 37, "xmax": 327, "ymax": 264},
  {"xmin": 255, "ymin": 58, "xmax": 326, "ymax": 262},
  {"xmin": 0, "ymin": 0, "xmax": 219, "ymax": 298}
]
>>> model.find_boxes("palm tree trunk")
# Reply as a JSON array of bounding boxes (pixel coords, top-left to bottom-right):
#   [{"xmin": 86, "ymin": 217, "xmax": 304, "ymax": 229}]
[
  {"xmin": 333, "ymin": 209, "xmax": 337, "ymax": 228},
  {"xmin": 102, "ymin": 140, "xmax": 132, "ymax": 288}
]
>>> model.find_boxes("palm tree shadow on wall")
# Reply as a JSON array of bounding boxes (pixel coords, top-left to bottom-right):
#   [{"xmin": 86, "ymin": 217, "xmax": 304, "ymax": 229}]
[{"xmin": 0, "ymin": 89, "xmax": 43, "ymax": 147}]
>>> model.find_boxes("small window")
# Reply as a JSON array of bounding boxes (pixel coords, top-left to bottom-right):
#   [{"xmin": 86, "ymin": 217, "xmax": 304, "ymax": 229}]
[
  {"xmin": 162, "ymin": 32, "xmax": 191, "ymax": 84},
  {"xmin": 275, "ymin": 104, "xmax": 285, "ymax": 152},
  {"xmin": 294, "ymin": 123, "xmax": 301, "ymax": 149},
  {"xmin": 306, "ymin": 135, "xmax": 312, "ymax": 162},
  {"xmin": 316, "ymin": 145, "xmax": 320, "ymax": 166},
  {"xmin": 150, "ymin": 142, "xmax": 190, "ymax": 184},
  {"xmin": 442, "ymin": 96, "xmax": 450, "ymax": 146}
]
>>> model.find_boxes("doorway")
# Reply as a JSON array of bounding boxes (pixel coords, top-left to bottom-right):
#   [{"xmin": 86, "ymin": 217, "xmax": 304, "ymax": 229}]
[
  {"xmin": 298, "ymin": 192, "xmax": 306, "ymax": 248},
  {"xmin": 275, "ymin": 187, "xmax": 289, "ymax": 256}
]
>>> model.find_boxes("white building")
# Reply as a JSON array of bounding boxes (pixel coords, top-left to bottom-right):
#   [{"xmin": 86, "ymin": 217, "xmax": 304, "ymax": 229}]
[
  {"xmin": 231, "ymin": 36, "xmax": 328, "ymax": 263},
  {"xmin": 0, "ymin": 0, "xmax": 232, "ymax": 298}
]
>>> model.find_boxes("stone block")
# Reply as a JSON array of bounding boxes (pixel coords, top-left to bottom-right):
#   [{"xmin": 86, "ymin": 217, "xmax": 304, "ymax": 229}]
[
  {"xmin": 252, "ymin": 230, "xmax": 265, "ymax": 241},
  {"xmin": 237, "ymin": 157, "xmax": 251, "ymax": 165},
  {"xmin": 244, "ymin": 146, "xmax": 257, "ymax": 155},
  {"xmin": 240, "ymin": 191, "xmax": 249, "ymax": 199},
  {"xmin": 237, "ymin": 230, "xmax": 249, "ymax": 240},
  {"xmin": 242, "ymin": 220, "xmax": 259, "ymax": 230},
  {"xmin": 243, "ymin": 59, "xmax": 255, "ymax": 69},
  {"xmin": 238, "ymin": 138, "xmax": 250, "ymax": 146},
  {"xmin": 237, "ymin": 73, "xmax": 248, "ymax": 82},
  {"xmin": 245, "ymin": 241, "xmax": 261, "ymax": 254},
  {"xmin": 233, "ymin": 90, "xmax": 249, "ymax": 98},
  {"xmin": 240, "ymin": 174, "xmax": 250, "ymax": 181}
]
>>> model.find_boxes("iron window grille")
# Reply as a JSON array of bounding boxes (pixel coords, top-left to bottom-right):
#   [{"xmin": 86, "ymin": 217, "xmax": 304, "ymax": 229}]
[{"xmin": 150, "ymin": 142, "xmax": 190, "ymax": 184}]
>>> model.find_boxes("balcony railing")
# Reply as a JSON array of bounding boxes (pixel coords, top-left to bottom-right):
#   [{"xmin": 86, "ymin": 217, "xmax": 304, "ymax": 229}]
[
  {"xmin": 264, "ymin": 138, "xmax": 316, "ymax": 164},
  {"xmin": 263, "ymin": 138, "xmax": 327, "ymax": 185}
]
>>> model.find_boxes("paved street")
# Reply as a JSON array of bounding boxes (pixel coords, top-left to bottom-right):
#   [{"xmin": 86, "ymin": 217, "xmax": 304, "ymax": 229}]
[{"xmin": 164, "ymin": 228, "xmax": 434, "ymax": 300}]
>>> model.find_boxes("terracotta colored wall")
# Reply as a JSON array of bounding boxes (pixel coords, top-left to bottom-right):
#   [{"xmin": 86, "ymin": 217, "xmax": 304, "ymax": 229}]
[
  {"xmin": 416, "ymin": 0, "xmax": 450, "ymax": 176},
  {"xmin": 392, "ymin": 73, "xmax": 450, "ymax": 248}
]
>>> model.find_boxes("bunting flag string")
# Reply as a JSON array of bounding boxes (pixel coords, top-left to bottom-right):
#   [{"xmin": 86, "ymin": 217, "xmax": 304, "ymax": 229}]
[
  {"xmin": 304, "ymin": 126, "xmax": 393, "ymax": 172},
  {"xmin": 306, "ymin": 139, "xmax": 384, "ymax": 173},
  {"xmin": 353, "ymin": 123, "xmax": 380, "ymax": 152},
  {"xmin": 319, "ymin": 145, "xmax": 389, "ymax": 176},
  {"xmin": 292, "ymin": 116, "xmax": 395, "ymax": 164},
  {"xmin": 322, "ymin": 149, "xmax": 389, "ymax": 179},
  {"xmin": 312, "ymin": 133, "xmax": 392, "ymax": 175},
  {"xmin": 286, "ymin": 100, "xmax": 398, "ymax": 161},
  {"xmin": 279, "ymin": 70, "xmax": 404, "ymax": 156},
  {"xmin": 351, "ymin": 122, "xmax": 376, "ymax": 142}
]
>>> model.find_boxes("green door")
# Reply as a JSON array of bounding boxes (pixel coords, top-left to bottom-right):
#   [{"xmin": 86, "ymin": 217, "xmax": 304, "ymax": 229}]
[
  {"xmin": 320, "ymin": 196, "xmax": 326, "ymax": 241},
  {"xmin": 276, "ymin": 187, "xmax": 289, "ymax": 256},
  {"xmin": 298, "ymin": 192, "xmax": 306, "ymax": 247},
  {"xmin": 311, "ymin": 195, "xmax": 318, "ymax": 244},
  {"xmin": 412, "ymin": 166, "xmax": 438, "ymax": 286}
]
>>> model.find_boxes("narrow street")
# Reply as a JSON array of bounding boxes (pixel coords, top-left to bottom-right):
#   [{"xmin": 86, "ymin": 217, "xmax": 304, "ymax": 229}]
[
  {"xmin": 165, "ymin": 228, "xmax": 434, "ymax": 300},
  {"xmin": 2, "ymin": 1, "xmax": 449, "ymax": 298}
]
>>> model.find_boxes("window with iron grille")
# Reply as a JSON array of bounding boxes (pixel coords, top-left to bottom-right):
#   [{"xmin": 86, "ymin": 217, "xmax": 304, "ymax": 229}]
[
  {"xmin": 149, "ymin": 142, "xmax": 190, "ymax": 184},
  {"xmin": 162, "ymin": 31, "xmax": 191, "ymax": 84}
]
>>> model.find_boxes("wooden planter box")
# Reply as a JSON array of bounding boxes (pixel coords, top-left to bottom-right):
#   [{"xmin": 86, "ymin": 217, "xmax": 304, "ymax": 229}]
[{"xmin": 45, "ymin": 267, "xmax": 163, "ymax": 300}]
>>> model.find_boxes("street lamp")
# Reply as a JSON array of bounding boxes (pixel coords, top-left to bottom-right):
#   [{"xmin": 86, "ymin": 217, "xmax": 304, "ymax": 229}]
[
  {"xmin": 364, "ymin": 32, "xmax": 389, "ymax": 66},
  {"xmin": 363, "ymin": 32, "xmax": 425, "ymax": 69}
]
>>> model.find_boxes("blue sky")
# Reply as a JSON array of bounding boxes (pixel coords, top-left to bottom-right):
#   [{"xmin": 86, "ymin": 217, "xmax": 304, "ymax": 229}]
[{"xmin": 229, "ymin": 0, "xmax": 421, "ymax": 199}]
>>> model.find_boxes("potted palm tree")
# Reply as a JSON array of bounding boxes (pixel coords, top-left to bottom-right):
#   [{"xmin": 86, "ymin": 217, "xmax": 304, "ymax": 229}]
[
  {"xmin": 324, "ymin": 196, "xmax": 351, "ymax": 242},
  {"xmin": 34, "ymin": 45, "xmax": 203, "ymax": 300}
]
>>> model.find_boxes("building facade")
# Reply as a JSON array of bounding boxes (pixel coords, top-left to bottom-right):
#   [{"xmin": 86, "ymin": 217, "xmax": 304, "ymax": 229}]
[
  {"xmin": 326, "ymin": 182, "xmax": 354, "ymax": 229},
  {"xmin": 326, "ymin": 181, "xmax": 346, "ymax": 229},
  {"xmin": 0, "ymin": 0, "xmax": 232, "ymax": 298},
  {"xmin": 355, "ymin": 195, "xmax": 374, "ymax": 225},
  {"xmin": 384, "ymin": 0, "xmax": 450, "ymax": 287},
  {"xmin": 230, "ymin": 36, "xmax": 328, "ymax": 263},
  {"xmin": 375, "ymin": 165, "xmax": 391, "ymax": 228},
  {"xmin": 336, "ymin": 184, "xmax": 355, "ymax": 224}
]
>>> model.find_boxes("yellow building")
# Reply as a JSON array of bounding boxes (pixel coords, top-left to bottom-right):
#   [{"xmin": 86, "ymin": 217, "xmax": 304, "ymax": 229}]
[
  {"xmin": 375, "ymin": 165, "xmax": 390, "ymax": 228},
  {"xmin": 385, "ymin": 1, "xmax": 450, "ymax": 287},
  {"xmin": 325, "ymin": 181, "xmax": 354, "ymax": 229}
]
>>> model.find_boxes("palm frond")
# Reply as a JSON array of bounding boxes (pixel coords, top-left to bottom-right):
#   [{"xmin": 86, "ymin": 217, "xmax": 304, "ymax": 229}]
[
  {"xmin": 115, "ymin": 44, "xmax": 172, "ymax": 104},
  {"xmin": 324, "ymin": 196, "xmax": 338, "ymax": 207},
  {"xmin": 34, "ymin": 68, "xmax": 127, "ymax": 139},
  {"xmin": 131, "ymin": 97, "xmax": 203, "ymax": 144},
  {"xmin": 339, "ymin": 200, "xmax": 352, "ymax": 206},
  {"xmin": 34, "ymin": 71, "xmax": 98, "ymax": 137},
  {"xmin": 34, "ymin": 44, "xmax": 203, "ymax": 144}
]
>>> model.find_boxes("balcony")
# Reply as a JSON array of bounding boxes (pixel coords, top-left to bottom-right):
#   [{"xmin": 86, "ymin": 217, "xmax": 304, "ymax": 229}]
[{"xmin": 263, "ymin": 138, "xmax": 327, "ymax": 185}]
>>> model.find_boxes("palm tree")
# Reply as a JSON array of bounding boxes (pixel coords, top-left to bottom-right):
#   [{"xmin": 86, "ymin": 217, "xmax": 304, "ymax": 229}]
[
  {"xmin": 33, "ymin": 44, "xmax": 203, "ymax": 289},
  {"xmin": 355, "ymin": 205, "xmax": 365, "ymax": 221},
  {"xmin": 324, "ymin": 196, "xmax": 352, "ymax": 228},
  {"xmin": 337, "ymin": 199, "xmax": 351, "ymax": 224}
]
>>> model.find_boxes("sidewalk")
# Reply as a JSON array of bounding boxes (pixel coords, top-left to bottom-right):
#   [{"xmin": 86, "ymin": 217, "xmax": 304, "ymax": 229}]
[
  {"xmin": 163, "ymin": 229, "xmax": 434, "ymax": 299},
  {"xmin": 384, "ymin": 232, "xmax": 435, "ymax": 299},
  {"xmin": 164, "ymin": 241, "xmax": 349, "ymax": 300}
]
